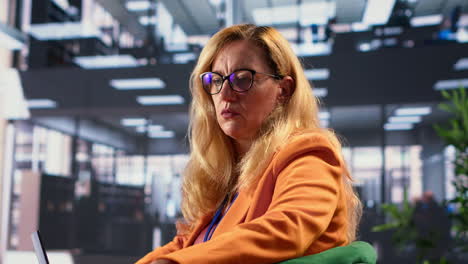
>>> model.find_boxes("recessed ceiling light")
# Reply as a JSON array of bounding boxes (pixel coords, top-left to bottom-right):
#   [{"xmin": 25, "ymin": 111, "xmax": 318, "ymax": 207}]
[
  {"xmin": 454, "ymin": 58, "xmax": 468, "ymax": 71},
  {"xmin": 136, "ymin": 124, "xmax": 164, "ymax": 133},
  {"xmin": 74, "ymin": 55, "xmax": 139, "ymax": 69},
  {"xmin": 110, "ymin": 78, "xmax": 166, "ymax": 90},
  {"xmin": 149, "ymin": 130, "xmax": 175, "ymax": 138},
  {"xmin": 139, "ymin": 16, "xmax": 157, "ymax": 26},
  {"xmin": 384, "ymin": 123, "xmax": 413, "ymax": 131},
  {"xmin": 292, "ymin": 43, "xmax": 332, "ymax": 57},
  {"xmin": 314, "ymin": 88, "xmax": 328, "ymax": 98},
  {"xmin": 252, "ymin": 2, "xmax": 335, "ymax": 26},
  {"xmin": 320, "ymin": 119, "xmax": 329, "ymax": 128},
  {"xmin": 319, "ymin": 111, "xmax": 330, "ymax": 120},
  {"xmin": 410, "ymin": 15, "xmax": 443, "ymax": 27},
  {"xmin": 351, "ymin": 23, "xmax": 370, "ymax": 32},
  {"xmin": 126, "ymin": 1, "xmax": 152, "ymax": 12},
  {"xmin": 304, "ymin": 68, "xmax": 329, "ymax": 80},
  {"xmin": 29, "ymin": 22, "xmax": 100, "ymax": 40},
  {"xmin": 395, "ymin": 107, "xmax": 431, "ymax": 116},
  {"xmin": 121, "ymin": 118, "xmax": 147, "ymax": 127},
  {"xmin": 27, "ymin": 99, "xmax": 57, "ymax": 109},
  {"xmin": 136, "ymin": 95, "xmax": 185, "ymax": 105},
  {"xmin": 434, "ymin": 78, "xmax": 468, "ymax": 90},
  {"xmin": 362, "ymin": 0, "xmax": 396, "ymax": 26},
  {"xmin": 388, "ymin": 116, "xmax": 422, "ymax": 123}
]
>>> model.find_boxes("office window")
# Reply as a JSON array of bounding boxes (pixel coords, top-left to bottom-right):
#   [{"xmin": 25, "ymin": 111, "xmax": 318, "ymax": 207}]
[
  {"xmin": 43, "ymin": 129, "xmax": 72, "ymax": 176},
  {"xmin": 91, "ymin": 143, "xmax": 115, "ymax": 183},
  {"xmin": 352, "ymin": 147, "xmax": 382, "ymax": 204},
  {"xmin": 444, "ymin": 145, "xmax": 456, "ymax": 201},
  {"xmin": 116, "ymin": 154, "xmax": 145, "ymax": 186}
]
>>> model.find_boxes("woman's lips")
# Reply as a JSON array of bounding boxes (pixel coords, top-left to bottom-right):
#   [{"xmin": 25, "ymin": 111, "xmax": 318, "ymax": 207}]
[{"xmin": 221, "ymin": 109, "xmax": 239, "ymax": 118}]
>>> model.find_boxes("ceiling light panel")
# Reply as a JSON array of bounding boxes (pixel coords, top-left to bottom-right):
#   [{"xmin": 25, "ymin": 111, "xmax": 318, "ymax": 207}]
[
  {"xmin": 139, "ymin": 16, "xmax": 157, "ymax": 26},
  {"xmin": 319, "ymin": 111, "xmax": 330, "ymax": 120},
  {"xmin": 384, "ymin": 123, "xmax": 413, "ymax": 131},
  {"xmin": 126, "ymin": 1, "xmax": 152, "ymax": 12},
  {"xmin": 110, "ymin": 78, "xmax": 166, "ymax": 90},
  {"xmin": 304, "ymin": 68, "xmax": 330, "ymax": 80},
  {"xmin": 74, "ymin": 55, "xmax": 139, "ymax": 69},
  {"xmin": 388, "ymin": 116, "xmax": 422, "ymax": 123},
  {"xmin": 362, "ymin": 0, "xmax": 396, "ymax": 26},
  {"xmin": 434, "ymin": 78, "xmax": 468, "ymax": 90},
  {"xmin": 410, "ymin": 15, "xmax": 443, "ymax": 27},
  {"xmin": 29, "ymin": 22, "xmax": 101, "ymax": 40},
  {"xmin": 149, "ymin": 130, "xmax": 175, "ymax": 138},
  {"xmin": 27, "ymin": 99, "xmax": 57, "ymax": 109},
  {"xmin": 136, "ymin": 95, "xmax": 185, "ymax": 105},
  {"xmin": 121, "ymin": 118, "xmax": 147, "ymax": 126},
  {"xmin": 395, "ymin": 107, "xmax": 431, "ymax": 116},
  {"xmin": 253, "ymin": 1, "xmax": 335, "ymax": 26},
  {"xmin": 314, "ymin": 88, "xmax": 328, "ymax": 98},
  {"xmin": 454, "ymin": 58, "xmax": 468, "ymax": 71}
]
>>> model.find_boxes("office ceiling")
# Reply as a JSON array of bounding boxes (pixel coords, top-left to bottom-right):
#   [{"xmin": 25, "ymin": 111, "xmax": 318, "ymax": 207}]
[{"xmin": 115, "ymin": 0, "xmax": 468, "ymax": 39}]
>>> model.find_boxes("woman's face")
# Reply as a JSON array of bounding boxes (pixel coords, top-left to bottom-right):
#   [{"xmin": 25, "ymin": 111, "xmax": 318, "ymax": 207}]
[{"xmin": 210, "ymin": 40, "xmax": 282, "ymax": 148}]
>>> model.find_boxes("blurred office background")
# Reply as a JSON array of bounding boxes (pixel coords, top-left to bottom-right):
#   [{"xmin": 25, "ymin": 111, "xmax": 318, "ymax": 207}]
[{"xmin": 0, "ymin": 0, "xmax": 467, "ymax": 263}]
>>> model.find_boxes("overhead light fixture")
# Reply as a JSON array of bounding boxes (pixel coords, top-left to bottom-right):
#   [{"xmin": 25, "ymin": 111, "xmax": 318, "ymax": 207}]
[
  {"xmin": 136, "ymin": 95, "xmax": 185, "ymax": 105},
  {"xmin": 126, "ymin": 1, "xmax": 152, "ymax": 12},
  {"xmin": 304, "ymin": 68, "xmax": 330, "ymax": 80},
  {"xmin": 314, "ymin": 88, "xmax": 328, "ymax": 98},
  {"xmin": 454, "ymin": 58, "xmax": 468, "ymax": 71},
  {"xmin": 292, "ymin": 42, "xmax": 332, "ymax": 57},
  {"xmin": 384, "ymin": 123, "xmax": 413, "ymax": 131},
  {"xmin": 27, "ymin": 99, "xmax": 57, "ymax": 109},
  {"xmin": 29, "ymin": 22, "xmax": 101, "ymax": 40},
  {"xmin": 121, "ymin": 118, "xmax": 147, "ymax": 127},
  {"xmin": 149, "ymin": 130, "xmax": 175, "ymax": 138},
  {"xmin": 320, "ymin": 119, "xmax": 329, "ymax": 128},
  {"xmin": 434, "ymin": 78, "xmax": 468, "ymax": 90},
  {"xmin": 139, "ymin": 16, "xmax": 157, "ymax": 26},
  {"xmin": 136, "ymin": 124, "xmax": 164, "ymax": 133},
  {"xmin": 209, "ymin": 0, "xmax": 223, "ymax": 7},
  {"xmin": 110, "ymin": 78, "xmax": 166, "ymax": 90},
  {"xmin": 362, "ymin": 0, "xmax": 396, "ymax": 26},
  {"xmin": 74, "ymin": 55, "xmax": 139, "ymax": 69},
  {"xmin": 358, "ymin": 42, "xmax": 372, "ymax": 52},
  {"xmin": 173, "ymin": 52, "xmax": 196, "ymax": 64},
  {"xmin": 410, "ymin": 14, "xmax": 443, "ymax": 27},
  {"xmin": 0, "ymin": 22, "xmax": 26, "ymax": 50},
  {"xmin": 395, "ymin": 107, "xmax": 431, "ymax": 116},
  {"xmin": 319, "ymin": 111, "xmax": 330, "ymax": 120},
  {"xmin": 388, "ymin": 116, "xmax": 422, "ymax": 123},
  {"xmin": 351, "ymin": 23, "xmax": 370, "ymax": 32},
  {"xmin": 252, "ymin": 1, "xmax": 335, "ymax": 26}
]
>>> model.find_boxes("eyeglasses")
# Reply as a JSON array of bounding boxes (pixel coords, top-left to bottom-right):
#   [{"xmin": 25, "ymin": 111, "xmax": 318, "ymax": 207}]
[{"xmin": 200, "ymin": 69, "xmax": 283, "ymax": 95}]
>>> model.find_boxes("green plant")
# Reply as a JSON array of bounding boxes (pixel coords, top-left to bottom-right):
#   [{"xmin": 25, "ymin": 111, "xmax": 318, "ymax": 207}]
[
  {"xmin": 433, "ymin": 87, "xmax": 468, "ymax": 255},
  {"xmin": 372, "ymin": 200, "xmax": 439, "ymax": 263}
]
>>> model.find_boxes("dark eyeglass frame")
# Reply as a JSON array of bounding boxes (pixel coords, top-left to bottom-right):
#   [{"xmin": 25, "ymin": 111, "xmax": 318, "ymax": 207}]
[{"xmin": 200, "ymin": 68, "xmax": 283, "ymax": 95}]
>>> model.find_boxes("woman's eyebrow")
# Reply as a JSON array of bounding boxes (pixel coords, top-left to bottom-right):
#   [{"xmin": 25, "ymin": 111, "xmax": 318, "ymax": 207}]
[{"xmin": 211, "ymin": 67, "xmax": 250, "ymax": 75}]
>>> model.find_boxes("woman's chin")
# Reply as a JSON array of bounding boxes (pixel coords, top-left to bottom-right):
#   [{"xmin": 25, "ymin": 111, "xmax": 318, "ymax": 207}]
[{"xmin": 222, "ymin": 128, "xmax": 247, "ymax": 142}]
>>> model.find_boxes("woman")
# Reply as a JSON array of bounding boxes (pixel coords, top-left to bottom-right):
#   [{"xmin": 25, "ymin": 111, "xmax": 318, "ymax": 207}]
[{"xmin": 136, "ymin": 24, "xmax": 362, "ymax": 264}]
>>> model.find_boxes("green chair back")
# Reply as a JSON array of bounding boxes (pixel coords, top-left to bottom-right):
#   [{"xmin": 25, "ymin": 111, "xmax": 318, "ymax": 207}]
[{"xmin": 276, "ymin": 241, "xmax": 377, "ymax": 264}]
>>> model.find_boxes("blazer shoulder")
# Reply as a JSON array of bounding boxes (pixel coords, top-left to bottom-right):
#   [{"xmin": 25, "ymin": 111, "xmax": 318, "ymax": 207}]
[{"xmin": 272, "ymin": 129, "xmax": 342, "ymax": 175}]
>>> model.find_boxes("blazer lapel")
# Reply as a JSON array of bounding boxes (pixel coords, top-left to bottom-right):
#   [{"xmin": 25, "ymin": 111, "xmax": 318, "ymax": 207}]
[
  {"xmin": 211, "ymin": 190, "xmax": 251, "ymax": 237},
  {"xmin": 183, "ymin": 213, "xmax": 213, "ymax": 247}
]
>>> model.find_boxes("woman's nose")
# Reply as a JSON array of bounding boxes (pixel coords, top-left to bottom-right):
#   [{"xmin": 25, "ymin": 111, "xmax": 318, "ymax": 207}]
[{"xmin": 218, "ymin": 80, "xmax": 236, "ymax": 101}]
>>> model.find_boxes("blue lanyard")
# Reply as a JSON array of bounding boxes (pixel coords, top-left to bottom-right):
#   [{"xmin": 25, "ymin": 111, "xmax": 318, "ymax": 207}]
[{"xmin": 203, "ymin": 192, "xmax": 239, "ymax": 242}]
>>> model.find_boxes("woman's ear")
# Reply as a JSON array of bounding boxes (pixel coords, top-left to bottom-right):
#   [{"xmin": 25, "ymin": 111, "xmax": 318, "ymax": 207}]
[{"xmin": 277, "ymin": 76, "xmax": 295, "ymax": 103}]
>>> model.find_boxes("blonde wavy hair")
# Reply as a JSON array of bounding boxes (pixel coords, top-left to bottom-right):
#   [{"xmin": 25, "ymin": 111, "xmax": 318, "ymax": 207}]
[{"xmin": 180, "ymin": 24, "xmax": 362, "ymax": 242}]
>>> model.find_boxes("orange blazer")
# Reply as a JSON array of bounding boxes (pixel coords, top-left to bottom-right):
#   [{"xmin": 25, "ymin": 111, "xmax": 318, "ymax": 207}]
[{"xmin": 136, "ymin": 130, "xmax": 349, "ymax": 264}]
